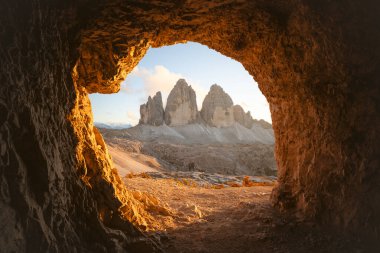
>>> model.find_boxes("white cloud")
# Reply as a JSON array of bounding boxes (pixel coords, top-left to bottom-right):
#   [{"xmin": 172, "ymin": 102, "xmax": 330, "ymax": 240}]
[
  {"xmin": 127, "ymin": 65, "xmax": 205, "ymax": 108},
  {"xmin": 120, "ymin": 85, "xmax": 133, "ymax": 94},
  {"xmin": 126, "ymin": 110, "xmax": 139, "ymax": 125},
  {"xmin": 130, "ymin": 65, "xmax": 182, "ymax": 104},
  {"xmin": 240, "ymin": 102, "xmax": 250, "ymax": 111},
  {"xmin": 120, "ymin": 67, "xmax": 145, "ymax": 94},
  {"xmin": 238, "ymin": 100, "xmax": 272, "ymax": 123},
  {"xmin": 118, "ymin": 64, "xmax": 272, "ymax": 123}
]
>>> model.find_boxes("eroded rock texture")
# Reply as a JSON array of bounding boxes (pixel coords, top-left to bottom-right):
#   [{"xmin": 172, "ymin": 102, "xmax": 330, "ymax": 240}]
[
  {"xmin": 139, "ymin": 92, "xmax": 165, "ymax": 126},
  {"xmin": 1, "ymin": 0, "xmax": 380, "ymax": 252},
  {"xmin": 201, "ymin": 84, "xmax": 235, "ymax": 128},
  {"xmin": 143, "ymin": 79, "xmax": 259, "ymax": 129},
  {"xmin": 164, "ymin": 79, "xmax": 199, "ymax": 126},
  {"xmin": 233, "ymin": 105, "xmax": 254, "ymax": 129}
]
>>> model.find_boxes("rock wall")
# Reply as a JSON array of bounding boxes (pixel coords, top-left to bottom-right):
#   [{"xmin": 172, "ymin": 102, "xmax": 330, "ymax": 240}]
[
  {"xmin": 233, "ymin": 105, "xmax": 254, "ymax": 129},
  {"xmin": 141, "ymin": 80, "xmax": 259, "ymax": 129},
  {"xmin": 1, "ymin": 0, "xmax": 380, "ymax": 251},
  {"xmin": 0, "ymin": 1, "xmax": 161, "ymax": 252},
  {"xmin": 200, "ymin": 84, "xmax": 235, "ymax": 127},
  {"xmin": 139, "ymin": 92, "xmax": 165, "ymax": 126},
  {"xmin": 164, "ymin": 79, "xmax": 199, "ymax": 126}
]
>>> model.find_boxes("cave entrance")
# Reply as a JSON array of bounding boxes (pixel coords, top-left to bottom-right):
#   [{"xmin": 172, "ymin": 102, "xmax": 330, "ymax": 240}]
[
  {"xmin": 88, "ymin": 42, "xmax": 278, "ymax": 251},
  {"xmin": 2, "ymin": 0, "xmax": 377, "ymax": 252},
  {"xmin": 68, "ymin": 1, "xmax": 380, "ymax": 251},
  {"xmin": 89, "ymin": 42, "xmax": 276, "ymax": 179}
]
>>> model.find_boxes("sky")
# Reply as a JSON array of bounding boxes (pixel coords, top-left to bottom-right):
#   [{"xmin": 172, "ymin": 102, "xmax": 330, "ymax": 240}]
[{"xmin": 89, "ymin": 42, "xmax": 271, "ymax": 126}]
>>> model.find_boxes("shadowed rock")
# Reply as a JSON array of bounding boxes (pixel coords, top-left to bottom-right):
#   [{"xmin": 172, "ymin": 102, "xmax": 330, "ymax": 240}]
[
  {"xmin": 139, "ymin": 92, "xmax": 164, "ymax": 126},
  {"xmin": 1, "ymin": 0, "xmax": 380, "ymax": 252}
]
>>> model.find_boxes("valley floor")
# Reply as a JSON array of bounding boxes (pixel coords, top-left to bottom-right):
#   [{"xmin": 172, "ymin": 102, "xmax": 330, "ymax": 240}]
[{"xmin": 124, "ymin": 176, "xmax": 362, "ymax": 253}]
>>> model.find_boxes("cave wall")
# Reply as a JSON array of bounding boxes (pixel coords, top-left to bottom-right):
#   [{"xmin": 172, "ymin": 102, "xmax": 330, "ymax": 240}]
[
  {"xmin": 0, "ymin": 1, "xmax": 160, "ymax": 252},
  {"xmin": 77, "ymin": 0, "xmax": 380, "ymax": 239},
  {"xmin": 1, "ymin": 0, "xmax": 380, "ymax": 251}
]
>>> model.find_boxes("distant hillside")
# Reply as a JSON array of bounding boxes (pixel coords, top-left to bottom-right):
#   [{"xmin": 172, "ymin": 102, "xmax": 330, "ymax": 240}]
[
  {"xmin": 103, "ymin": 122, "xmax": 274, "ymax": 145},
  {"xmin": 98, "ymin": 79, "xmax": 276, "ymax": 177},
  {"xmin": 94, "ymin": 122, "xmax": 132, "ymax": 129}
]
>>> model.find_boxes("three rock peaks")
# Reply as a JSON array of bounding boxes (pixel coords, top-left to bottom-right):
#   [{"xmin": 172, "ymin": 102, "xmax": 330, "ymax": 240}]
[{"xmin": 139, "ymin": 79, "xmax": 257, "ymax": 128}]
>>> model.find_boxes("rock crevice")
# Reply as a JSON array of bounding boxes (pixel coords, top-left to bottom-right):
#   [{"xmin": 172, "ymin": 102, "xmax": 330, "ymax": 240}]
[
  {"xmin": 164, "ymin": 79, "xmax": 200, "ymax": 126},
  {"xmin": 139, "ymin": 91, "xmax": 165, "ymax": 126}
]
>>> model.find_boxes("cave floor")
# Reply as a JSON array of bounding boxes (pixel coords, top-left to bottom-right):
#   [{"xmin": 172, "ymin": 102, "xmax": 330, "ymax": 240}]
[{"xmin": 123, "ymin": 177, "xmax": 361, "ymax": 253}]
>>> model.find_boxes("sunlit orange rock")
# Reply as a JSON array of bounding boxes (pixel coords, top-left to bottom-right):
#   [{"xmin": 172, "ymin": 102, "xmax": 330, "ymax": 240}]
[{"xmin": 1, "ymin": 0, "xmax": 380, "ymax": 252}]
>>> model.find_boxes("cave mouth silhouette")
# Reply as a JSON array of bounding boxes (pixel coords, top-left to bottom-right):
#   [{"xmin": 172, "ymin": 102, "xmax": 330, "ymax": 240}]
[
  {"xmin": 89, "ymin": 41, "xmax": 272, "ymax": 129},
  {"xmin": 2, "ymin": 1, "xmax": 380, "ymax": 252},
  {"xmin": 88, "ymin": 41, "xmax": 277, "ymax": 181},
  {"xmin": 71, "ymin": 0, "xmax": 380, "ymax": 247}
]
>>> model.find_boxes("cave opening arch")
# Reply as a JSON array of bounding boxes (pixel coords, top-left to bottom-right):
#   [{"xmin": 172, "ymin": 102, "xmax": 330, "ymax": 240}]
[
  {"xmin": 74, "ymin": 0, "xmax": 362, "ymax": 231},
  {"xmin": 2, "ymin": 0, "xmax": 380, "ymax": 252},
  {"xmin": 89, "ymin": 40, "xmax": 277, "ymax": 180},
  {"xmin": 72, "ymin": 0, "xmax": 380, "ymax": 240}
]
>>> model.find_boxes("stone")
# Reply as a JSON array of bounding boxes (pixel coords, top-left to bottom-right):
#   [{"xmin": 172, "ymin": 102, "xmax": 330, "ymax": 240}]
[
  {"xmin": 233, "ymin": 105, "xmax": 254, "ymax": 129},
  {"xmin": 164, "ymin": 79, "xmax": 200, "ymax": 126},
  {"xmin": 139, "ymin": 91, "xmax": 164, "ymax": 126},
  {"xmin": 255, "ymin": 119, "xmax": 272, "ymax": 129},
  {"xmin": 1, "ymin": 0, "xmax": 380, "ymax": 251},
  {"xmin": 200, "ymin": 84, "xmax": 234, "ymax": 127}
]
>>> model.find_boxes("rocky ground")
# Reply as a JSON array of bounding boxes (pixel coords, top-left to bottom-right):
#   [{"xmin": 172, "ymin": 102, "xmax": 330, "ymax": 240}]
[
  {"xmin": 99, "ymin": 79, "xmax": 277, "ymax": 177},
  {"xmin": 99, "ymin": 126, "xmax": 366, "ymax": 252},
  {"xmin": 123, "ymin": 175, "xmax": 364, "ymax": 253},
  {"xmin": 142, "ymin": 142, "xmax": 276, "ymax": 176},
  {"xmin": 97, "ymin": 78, "xmax": 362, "ymax": 252},
  {"xmin": 100, "ymin": 126, "xmax": 276, "ymax": 177}
]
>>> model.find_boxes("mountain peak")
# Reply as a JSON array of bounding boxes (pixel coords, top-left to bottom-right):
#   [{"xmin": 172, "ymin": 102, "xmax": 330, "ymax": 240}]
[
  {"xmin": 139, "ymin": 92, "xmax": 164, "ymax": 126},
  {"xmin": 165, "ymin": 79, "xmax": 199, "ymax": 126},
  {"xmin": 138, "ymin": 79, "xmax": 269, "ymax": 129},
  {"xmin": 200, "ymin": 84, "xmax": 234, "ymax": 127},
  {"xmin": 175, "ymin": 78, "xmax": 189, "ymax": 87},
  {"xmin": 210, "ymin": 83, "xmax": 222, "ymax": 89}
]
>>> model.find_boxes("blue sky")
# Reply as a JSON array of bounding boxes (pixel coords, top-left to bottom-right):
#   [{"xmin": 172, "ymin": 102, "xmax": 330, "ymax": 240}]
[{"xmin": 89, "ymin": 42, "xmax": 271, "ymax": 125}]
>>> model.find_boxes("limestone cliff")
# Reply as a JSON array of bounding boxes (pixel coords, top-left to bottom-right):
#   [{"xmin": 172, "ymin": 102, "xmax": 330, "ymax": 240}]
[
  {"xmin": 200, "ymin": 84, "xmax": 235, "ymax": 127},
  {"xmin": 139, "ymin": 92, "xmax": 164, "ymax": 126},
  {"xmin": 164, "ymin": 79, "xmax": 199, "ymax": 126},
  {"xmin": 233, "ymin": 105, "xmax": 254, "ymax": 129},
  {"xmin": 140, "ymin": 81, "xmax": 268, "ymax": 130}
]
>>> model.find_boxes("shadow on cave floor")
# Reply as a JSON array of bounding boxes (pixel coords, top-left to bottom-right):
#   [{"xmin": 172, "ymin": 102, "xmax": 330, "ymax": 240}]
[
  {"xmin": 123, "ymin": 177, "xmax": 362, "ymax": 253},
  {"xmin": 161, "ymin": 205, "xmax": 354, "ymax": 253}
]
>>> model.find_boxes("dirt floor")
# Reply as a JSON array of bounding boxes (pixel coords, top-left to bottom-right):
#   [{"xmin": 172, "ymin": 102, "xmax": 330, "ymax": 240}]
[{"xmin": 124, "ymin": 177, "xmax": 364, "ymax": 253}]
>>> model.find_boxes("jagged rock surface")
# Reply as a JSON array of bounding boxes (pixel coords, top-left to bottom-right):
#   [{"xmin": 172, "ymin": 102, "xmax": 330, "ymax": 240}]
[
  {"xmin": 233, "ymin": 105, "xmax": 254, "ymax": 129},
  {"xmin": 102, "ymin": 126, "xmax": 277, "ymax": 176},
  {"xmin": 164, "ymin": 79, "xmax": 199, "ymax": 126},
  {"xmin": 200, "ymin": 84, "xmax": 235, "ymax": 127},
  {"xmin": 139, "ymin": 92, "xmax": 164, "ymax": 126},
  {"xmin": 143, "ymin": 80, "xmax": 263, "ymax": 130},
  {"xmin": 1, "ymin": 0, "xmax": 380, "ymax": 252},
  {"xmin": 255, "ymin": 119, "xmax": 272, "ymax": 129}
]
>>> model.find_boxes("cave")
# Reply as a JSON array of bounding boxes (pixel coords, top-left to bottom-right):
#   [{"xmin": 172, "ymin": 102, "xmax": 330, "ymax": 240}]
[{"xmin": 1, "ymin": 0, "xmax": 380, "ymax": 252}]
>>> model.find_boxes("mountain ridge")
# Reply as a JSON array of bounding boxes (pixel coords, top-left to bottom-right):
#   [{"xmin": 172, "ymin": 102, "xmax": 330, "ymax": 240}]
[{"xmin": 139, "ymin": 79, "xmax": 271, "ymax": 129}]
